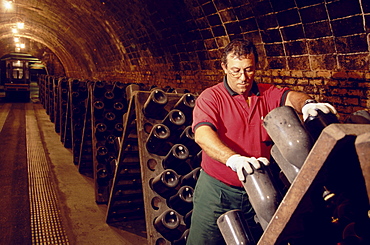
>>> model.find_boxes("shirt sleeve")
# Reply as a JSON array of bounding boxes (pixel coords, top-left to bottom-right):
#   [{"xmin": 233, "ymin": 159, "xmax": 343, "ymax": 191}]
[
  {"xmin": 259, "ymin": 84, "xmax": 290, "ymax": 111},
  {"xmin": 192, "ymin": 88, "xmax": 220, "ymax": 132}
]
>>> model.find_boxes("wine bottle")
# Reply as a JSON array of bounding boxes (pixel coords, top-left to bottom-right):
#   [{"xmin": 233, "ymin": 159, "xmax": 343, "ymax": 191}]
[
  {"xmin": 189, "ymin": 150, "xmax": 202, "ymax": 169},
  {"xmin": 113, "ymin": 81, "xmax": 126, "ymax": 97},
  {"xmin": 143, "ymin": 89, "xmax": 168, "ymax": 119},
  {"xmin": 217, "ymin": 209, "xmax": 255, "ymax": 245},
  {"xmin": 113, "ymin": 123, "xmax": 124, "ymax": 137},
  {"xmin": 161, "ymin": 109, "xmax": 186, "ymax": 133},
  {"xmin": 96, "ymin": 146, "xmax": 108, "ymax": 163},
  {"xmin": 72, "ymin": 79, "xmax": 80, "ymax": 90},
  {"xmin": 178, "ymin": 126, "xmax": 201, "ymax": 156},
  {"xmin": 146, "ymin": 124, "xmax": 171, "ymax": 154},
  {"xmin": 150, "ymin": 169, "xmax": 179, "ymax": 198},
  {"xmin": 304, "ymin": 109, "xmax": 339, "ymax": 142},
  {"xmin": 263, "ymin": 106, "xmax": 313, "ymax": 169},
  {"xmin": 106, "ymin": 134, "xmax": 119, "ymax": 152},
  {"xmin": 93, "ymin": 100, "xmax": 105, "ymax": 118},
  {"xmin": 173, "ymin": 93, "xmax": 196, "ymax": 122},
  {"xmin": 103, "ymin": 90, "xmax": 115, "ymax": 107},
  {"xmin": 95, "ymin": 123, "xmax": 107, "ymax": 141},
  {"xmin": 108, "ymin": 156, "xmax": 117, "ymax": 174},
  {"xmin": 271, "ymin": 144, "xmax": 300, "ymax": 184},
  {"xmin": 71, "ymin": 91, "xmax": 80, "ymax": 99},
  {"xmin": 172, "ymin": 229, "xmax": 190, "ymax": 245},
  {"xmin": 104, "ymin": 112, "xmax": 116, "ymax": 126},
  {"xmin": 241, "ymin": 164, "xmax": 282, "ymax": 230},
  {"xmin": 153, "ymin": 209, "xmax": 182, "ymax": 241},
  {"xmin": 78, "ymin": 84, "xmax": 88, "ymax": 98},
  {"xmin": 180, "ymin": 167, "xmax": 201, "ymax": 188},
  {"xmin": 93, "ymin": 80, "xmax": 106, "ymax": 98},
  {"xmin": 72, "ymin": 105, "xmax": 82, "ymax": 116},
  {"xmin": 168, "ymin": 186, "xmax": 194, "ymax": 216},
  {"xmin": 96, "ymin": 168, "xmax": 109, "ymax": 186},
  {"xmin": 61, "ymin": 88, "xmax": 68, "ymax": 100},
  {"xmin": 162, "ymin": 144, "xmax": 190, "ymax": 175},
  {"xmin": 73, "ymin": 123, "xmax": 83, "ymax": 132},
  {"xmin": 113, "ymin": 101, "xmax": 125, "ymax": 117}
]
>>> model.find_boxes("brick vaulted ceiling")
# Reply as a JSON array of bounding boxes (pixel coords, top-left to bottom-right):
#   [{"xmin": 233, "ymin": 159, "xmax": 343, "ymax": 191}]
[
  {"xmin": 0, "ymin": 0, "xmax": 126, "ymax": 78},
  {"xmin": 0, "ymin": 0, "xmax": 369, "ymax": 80}
]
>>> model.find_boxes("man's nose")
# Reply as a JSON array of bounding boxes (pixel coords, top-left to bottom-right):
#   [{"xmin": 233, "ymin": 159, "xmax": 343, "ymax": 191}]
[{"xmin": 239, "ymin": 72, "xmax": 248, "ymax": 80}]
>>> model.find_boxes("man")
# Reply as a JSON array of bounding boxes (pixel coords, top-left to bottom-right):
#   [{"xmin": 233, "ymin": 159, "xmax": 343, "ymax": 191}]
[{"xmin": 186, "ymin": 39, "xmax": 336, "ymax": 244}]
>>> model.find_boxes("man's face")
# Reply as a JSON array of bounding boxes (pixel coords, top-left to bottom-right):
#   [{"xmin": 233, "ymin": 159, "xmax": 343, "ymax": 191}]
[{"xmin": 221, "ymin": 53, "xmax": 256, "ymax": 95}]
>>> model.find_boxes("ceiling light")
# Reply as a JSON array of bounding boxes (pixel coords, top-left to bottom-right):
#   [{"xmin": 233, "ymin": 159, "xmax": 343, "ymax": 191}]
[
  {"xmin": 4, "ymin": 1, "xmax": 12, "ymax": 10},
  {"xmin": 15, "ymin": 43, "xmax": 25, "ymax": 49},
  {"xmin": 16, "ymin": 22, "xmax": 24, "ymax": 29}
]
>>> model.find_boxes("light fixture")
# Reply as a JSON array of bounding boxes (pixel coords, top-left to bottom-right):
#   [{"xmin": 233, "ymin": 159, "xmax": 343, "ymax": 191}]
[
  {"xmin": 10, "ymin": 17, "xmax": 25, "ymax": 36},
  {"xmin": 4, "ymin": 0, "xmax": 13, "ymax": 10},
  {"xmin": 15, "ymin": 43, "xmax": 25, "ymax": 48},
  {"xmin": 14, "ymin": 37, "xmax": 19, "ymax": 42},
  {"xmin": 16, "ymin": 22, "xmax": 24, "ymax": 29}
]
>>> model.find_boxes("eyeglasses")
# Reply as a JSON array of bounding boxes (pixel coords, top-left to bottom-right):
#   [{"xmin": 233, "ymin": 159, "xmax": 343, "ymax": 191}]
[{"xmin": 228, "ymin": 69, "xmax": 255, "ymax": 78}]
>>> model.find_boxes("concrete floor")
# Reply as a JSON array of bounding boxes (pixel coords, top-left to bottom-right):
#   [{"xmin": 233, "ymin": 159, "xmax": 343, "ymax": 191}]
[
  {"xmin": 34, "ymin": 102, "xmax": 147, "ymax": 244},
  {"xmin": 0, "ymin": 83, "xmax": 148, "ymax": 244}
]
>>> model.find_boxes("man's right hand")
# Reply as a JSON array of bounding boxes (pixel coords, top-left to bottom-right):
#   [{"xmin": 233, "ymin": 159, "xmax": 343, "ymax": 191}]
[
  {"xmin": 302, "ymin": 102, "xmax": 337, "ymax": 121},
  {"xmin": 226, "ymin": 154, "xmax": 270, "ymax": 182}
]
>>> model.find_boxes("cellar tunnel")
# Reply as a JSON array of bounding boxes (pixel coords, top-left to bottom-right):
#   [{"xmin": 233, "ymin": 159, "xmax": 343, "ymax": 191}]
[{"xmin": 0, "ymin": 1, "xmax": 369, "ymax": 245}]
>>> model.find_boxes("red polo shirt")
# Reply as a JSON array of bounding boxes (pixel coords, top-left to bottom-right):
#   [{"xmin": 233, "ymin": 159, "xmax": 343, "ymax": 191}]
[{"xmin": 192, "ymin": 78, "xmax": 289, "ymax": 187}]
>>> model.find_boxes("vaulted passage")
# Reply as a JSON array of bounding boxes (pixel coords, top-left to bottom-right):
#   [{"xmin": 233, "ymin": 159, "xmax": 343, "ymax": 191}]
[{"xmin": 0, "ymin": 1, "xmax": 369, "ymax": 244}]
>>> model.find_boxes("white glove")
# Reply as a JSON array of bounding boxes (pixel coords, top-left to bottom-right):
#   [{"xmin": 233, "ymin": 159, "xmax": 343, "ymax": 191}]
[
  {"xmin": 302, "ymin": 102, "xmax": 337, "ymax": 121},
  {"xmin": 226, "ymin": 154, "xmax": 270, "ymax": 182}
]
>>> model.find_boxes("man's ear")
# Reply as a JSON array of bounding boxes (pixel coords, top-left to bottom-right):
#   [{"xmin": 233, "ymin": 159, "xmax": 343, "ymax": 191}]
[{"xmin": 221, "ymin": 62, "xmax": 228, "ymax": 74}]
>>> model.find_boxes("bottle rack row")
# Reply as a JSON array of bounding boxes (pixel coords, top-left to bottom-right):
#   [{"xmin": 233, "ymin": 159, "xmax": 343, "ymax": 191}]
[
  {"xmin": 37, "ymin": 75, "xmax": 201, "ymax": 245},
  {"xmin": 106, "ymin": 90, "xmax": 202, "ymax": 245}
]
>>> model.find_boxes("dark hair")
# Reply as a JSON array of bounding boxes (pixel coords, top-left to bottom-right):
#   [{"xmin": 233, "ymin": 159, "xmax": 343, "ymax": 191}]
[{"xmin": 221, "ymin": 38, "xmax": 258, "ymax": 66}]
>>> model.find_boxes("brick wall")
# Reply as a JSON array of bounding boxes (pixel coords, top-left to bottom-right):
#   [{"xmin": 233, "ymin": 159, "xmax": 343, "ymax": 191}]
[
  {"xmin": 4, "ymin": 0, "xmax": 368, "ymax": 120},
  {"xmin": 88, "ymin": 0, "xmax": 369, "ymax": 120},
  {"xmin": 256, "ymin": 70, "xmax": 370, "ymax": 118}
]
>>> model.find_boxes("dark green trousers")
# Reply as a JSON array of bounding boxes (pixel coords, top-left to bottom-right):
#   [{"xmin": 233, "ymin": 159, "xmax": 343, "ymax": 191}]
[{"xmin": 186, "ymin": 170, "xmax": 261, "ymax": 245}]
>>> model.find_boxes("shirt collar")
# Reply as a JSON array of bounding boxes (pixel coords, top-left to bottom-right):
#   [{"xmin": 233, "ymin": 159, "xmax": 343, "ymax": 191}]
[{"xmin": 223, "ymin": 76, "xmax": 260, "ymax": 96}]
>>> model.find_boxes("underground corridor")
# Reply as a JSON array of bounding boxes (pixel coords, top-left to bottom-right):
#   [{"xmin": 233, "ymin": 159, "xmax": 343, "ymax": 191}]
[{"xmin": 0, "ymin": 0, "xmax": 370, "ymax": 245}]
